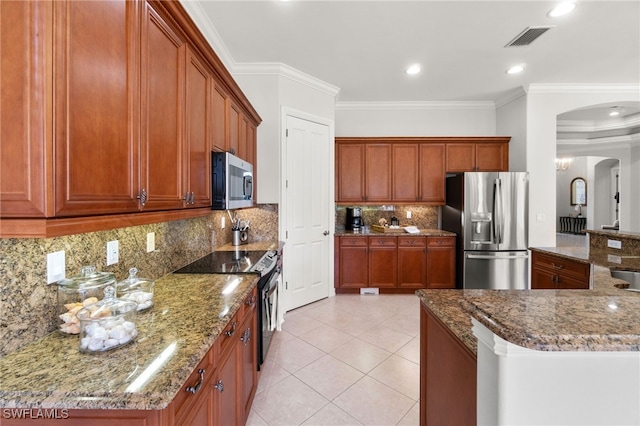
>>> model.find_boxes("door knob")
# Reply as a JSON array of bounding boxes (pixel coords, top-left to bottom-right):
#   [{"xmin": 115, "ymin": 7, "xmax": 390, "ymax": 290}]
[{"xmin": 323, "ymin": 231, "xmax": 330, "ymax": 236}]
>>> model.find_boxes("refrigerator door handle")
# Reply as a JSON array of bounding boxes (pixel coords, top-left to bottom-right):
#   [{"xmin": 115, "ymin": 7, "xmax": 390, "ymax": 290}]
[
  {"xmin": 466, "ymin": 253, "xmax": 529, "ymax": 260},
  {"xmin": 495, "ymin": 178, "xmax": 503, "ymax": 245}
]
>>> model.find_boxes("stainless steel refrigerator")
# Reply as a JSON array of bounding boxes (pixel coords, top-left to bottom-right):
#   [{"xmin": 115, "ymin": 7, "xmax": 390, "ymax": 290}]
[{"xmin": 442, "ymin": 172, "xmax": 529, "ymax": 290}]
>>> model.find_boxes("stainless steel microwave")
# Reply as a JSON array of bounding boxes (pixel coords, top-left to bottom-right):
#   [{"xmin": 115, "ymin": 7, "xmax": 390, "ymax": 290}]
[{"xmin": 211, "ymin": 152, "xmax": 253, "ymax": 210}]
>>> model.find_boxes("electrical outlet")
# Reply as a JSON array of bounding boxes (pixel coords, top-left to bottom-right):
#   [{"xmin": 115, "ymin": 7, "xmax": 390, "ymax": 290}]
[
  {"xmin": 221, "ymin": 216, "xmax": 225, "ymax": 229},
  {"xmin": 146, "ymin": 232, "xmax": 155, "ymax": 253},
  {"xmin": 406, "ymin": 210, "xmax": 412, "ymax": 219},
  {"xmin": 107, "ymin": 240, "xmax": 119, "ymax": 265},
  {"xmin": 536, "ymin": 213, "xmax": 546, "ymax": 222},
  {"xmin": 607, "ymin": 239, "xmax": 622, "ymax": 249},
  {"xmin": 47, "ymin": 251, "xmax": 66, "ymax": 284}
]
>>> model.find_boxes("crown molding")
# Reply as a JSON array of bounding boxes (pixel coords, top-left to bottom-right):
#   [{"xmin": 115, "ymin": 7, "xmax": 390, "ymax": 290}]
[
  {"xmin": 528, "ymin": 84, "xmax": 640, "ymax": 95},
  {"xmin": 495, "ymin": 86, "xmax": 527, "ymax": 108},
  {"xmin": 335, "ymin": 100, "xmax": 495, "ymax": 111},
  {"xmin": 233, "ymin": 62, "xmax": 341, "ymax": 97}
]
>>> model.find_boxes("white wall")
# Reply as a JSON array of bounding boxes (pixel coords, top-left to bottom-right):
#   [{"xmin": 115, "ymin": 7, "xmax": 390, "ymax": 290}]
[
  {"xmin": 496, "ymin": 91, "xmax": 527, "ymax": 172},
  {"xmin": 335, "ymin": 103, "xmax": 496, "ymax": 136},
  {"xmin": 555, "ymin": 157, "xmax": 588, "ymax": 220},
  {"xmin": 522, "ymin": 86, "xmax": 640, "ymax": 246}
]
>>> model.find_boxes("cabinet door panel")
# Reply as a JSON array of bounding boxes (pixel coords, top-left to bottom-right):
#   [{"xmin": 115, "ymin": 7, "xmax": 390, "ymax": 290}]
[
  {"xmin": 369, "ymin": 236, "xmax": 397, "ymax": 288},
  {"xmin": 365, "ymin": 144, "xmax": 392, "ymax": 202},
  {"xmin": 339, "ymin": 239, "xmax": 368, "ymax": 288},
  {"xmin": 214, "ymin": 344, "xmax": 239, "ymax": 426},
  {"xmin": 212, "ymin": 85, "xmax": 228, "ymax": 152},
  {"xmin": 398, "ymin": 237, "xmax": 427, "ymax": 288},
  {"xmin": 476, "ymin": 143, "xmax": 508, "ymax": 171},
  {"xmin": 141, "ymin": 3, "xmax": 185, "ymax": 211},
  {"xmin": 228, "ymin": 102, "xmax": 240, "ymax": 156},
  {"xmin": 1, "ymin": 1, "xmax": 49, "ymax": 217},
  {"xmin": 445, "ymin": 144, "xmax": 475, "ymax": 172},
  {"xmin": 392, "ymin": 144, "xmax": 419, "ymax": 202},
  {"xmin": 419, "ymin": 144, "xmax": 445, "ymax": 203},
  {"xmin": 426, "ymin": 237, "xmax": 456, "ymax": 289},
  {"xmin": 336, "ymin": 144, "xmax": 365, "ymax": 202},
  {"xmin": 54, "ymin": 0, "xmax": 140, "ymax": 216},
  {"xmin": 185, "ymin": 47, "xmax": 211, "ymax": 207}
]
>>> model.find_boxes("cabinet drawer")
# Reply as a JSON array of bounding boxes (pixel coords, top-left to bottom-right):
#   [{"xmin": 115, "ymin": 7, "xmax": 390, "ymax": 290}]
[
  {"xmin": 369, "ymin": 236, "xmax": 398, "ymax": 248},
  {"xmin": 532, "ymin": 252, "xmax": 590, "ymax": 279},
  {"xmin": 398, "ymin": 236, "xmax": 426, "ymax": 247},
  {"xmin": 531, "ymin": 267, "xmax": 590, "ymax": 289},
  {"xmin": 340, "ymin": 236, "xmax": 368, "ymax": 247},
  {"xmin": 242, "ymin": 287, "xmax": 258, "ymax": 318},
  {"xmin": 218, "ymin": 310, "xmax": 241, "ymax": 358},
  {"xmin": 427, "ymin": 237, "xmax": 455, "ymax": 247},
  {"xmin": 172, "ymin": 349, "xmax": 214, "ymax": 422}
]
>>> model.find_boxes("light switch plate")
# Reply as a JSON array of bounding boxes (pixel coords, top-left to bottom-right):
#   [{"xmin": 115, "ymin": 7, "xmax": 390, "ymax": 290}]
[
  {"xmin": 221, "ymin": 217, "xmax": 225, "ymax": 229},
  {"xmin": 47, "ymin": 251, "xmax": 66, "ymax": 284},
  {"xmin": 406, "ymin": 210, "xmax": 412, "ymax": 219},
  {"xmin": 107, "ymin": 240, "xmax": 119, "ymax": 265},
  {"xmin": 146, "ymin": 232, "xmax": 155, "ymax": 253}
]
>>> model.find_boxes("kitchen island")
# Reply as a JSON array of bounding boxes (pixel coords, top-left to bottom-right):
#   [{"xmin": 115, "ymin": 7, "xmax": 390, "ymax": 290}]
[
  {"xmin": 0, "ymin": 271, "xmax": 258, "ymax": 424},
  {"xmin": 418, "ymin": 262, "xmax": 640, "ymax": 426}
]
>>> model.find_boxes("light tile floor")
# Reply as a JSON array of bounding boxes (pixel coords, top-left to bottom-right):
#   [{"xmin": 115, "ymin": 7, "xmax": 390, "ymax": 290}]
[{"xmin": 247, "ymin": 294, "xmax": 420, "ymax": 426}]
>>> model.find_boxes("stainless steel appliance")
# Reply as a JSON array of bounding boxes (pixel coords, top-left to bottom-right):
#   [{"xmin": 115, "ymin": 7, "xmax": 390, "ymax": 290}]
[
  {"xmin": 442, "ymin": 172, "xmax": 529, "ymax": 289},
  {"xmin": 211, "ymin": 151, "xmax": 253, "ymax": 210},
  {"xmin": 345, "ymin": 207, "xmax": 363, "ymax": 231},
  {"xmin": 174, "ymin": 248, "xmax": 281, "ymax": 369}
]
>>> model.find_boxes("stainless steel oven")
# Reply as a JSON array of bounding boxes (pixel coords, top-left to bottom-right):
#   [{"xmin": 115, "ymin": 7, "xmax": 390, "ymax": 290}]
[{"xmin": 258, "ymin": 262, "xmax": 280, "ymax": 369}]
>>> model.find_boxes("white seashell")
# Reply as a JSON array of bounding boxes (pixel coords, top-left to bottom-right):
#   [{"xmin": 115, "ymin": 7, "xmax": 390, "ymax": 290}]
[
  {"xmin": 82, "ymin": 297, "xmax": 98, "ymax": 307},
  {"xmin": 103, "ymin": 338, "xmax": 120, "ymax": 349},
  {"xmin": 108, "ymin": 325, "xmax": 126, "ymax": 341},
  {"xmin": 103, "ymin": 319, "xmax": 117, "ymax": 330},
  {"xmin": 80, "ymin": 337, "xmax": 91, "ymax": 349},
  {"xmin": 90, "ymin": 327, "xmax": 109, "ymax": 341},
  {"xmin": 118, "ymin": 335, "xmax": 132, "ymax": 345}
]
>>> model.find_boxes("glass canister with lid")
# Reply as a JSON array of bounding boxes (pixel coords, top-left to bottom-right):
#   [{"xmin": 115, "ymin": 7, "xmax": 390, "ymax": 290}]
[
  {"xmin": 77, "ymin": 286, "xmax": 138, "ymax": 353},
  {"xmin": 56, "ymin": 266, "xmax": 116, "ymax": 335},
  {"xmin": 116, "ymin": 267, "xmax": 154, "ymax": 312}
]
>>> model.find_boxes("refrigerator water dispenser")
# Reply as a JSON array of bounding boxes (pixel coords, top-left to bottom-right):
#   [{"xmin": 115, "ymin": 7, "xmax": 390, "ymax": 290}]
[{"xmin": 470, "ymin": 212, "xmax": 492, "ymax": 243}]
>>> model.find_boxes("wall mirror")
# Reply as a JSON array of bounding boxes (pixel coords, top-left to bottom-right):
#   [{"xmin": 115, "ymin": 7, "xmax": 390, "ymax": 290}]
[{"xmin": 570, "ymin": 177, "xmax": 587, "ymax": 205}]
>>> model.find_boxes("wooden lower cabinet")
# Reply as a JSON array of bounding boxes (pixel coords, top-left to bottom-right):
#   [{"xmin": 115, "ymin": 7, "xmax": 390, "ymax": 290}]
[
  {"xmin": 421, "ymin": 305, "xmax": 476, "ymax": 426},
  {"xmin": 336, "ymin": 235, "xmax": 455, "ymax": 290},
  {"xmin": 369, "ymin": 236, "xmax": 398, "ymax": 288},
  {"xmin": 426, "ymin": 237, "xmax": 456, "ymax": 289},
  {"xmin": 531, "ymin": 251, "xmax": 591, "ymax": 289},
  {"xmin": 398, "ymin": 237, "xmax": 427, "ymax": 288}
]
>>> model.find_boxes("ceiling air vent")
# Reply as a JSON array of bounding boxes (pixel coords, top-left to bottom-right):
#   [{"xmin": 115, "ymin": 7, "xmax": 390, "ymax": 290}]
[{"xmin": 505, "ymin": 26, "xmax": 554, "ymax": 47}]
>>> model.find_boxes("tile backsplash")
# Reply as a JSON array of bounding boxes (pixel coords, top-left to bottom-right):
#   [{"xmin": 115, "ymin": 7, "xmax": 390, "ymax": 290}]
[{"xmin": 0, "ymin": 205, "xmax": 278, "ymax": 357}]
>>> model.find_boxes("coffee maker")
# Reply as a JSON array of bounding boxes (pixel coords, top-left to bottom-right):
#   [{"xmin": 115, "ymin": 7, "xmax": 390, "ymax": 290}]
[{"xmin": 345, "ymin": 207, "xmax": 364, "ymax": 231}]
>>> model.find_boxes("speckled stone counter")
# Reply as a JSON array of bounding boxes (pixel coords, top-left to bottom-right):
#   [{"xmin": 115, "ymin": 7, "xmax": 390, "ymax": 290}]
[
  {"xmin": 531, "ymin": 246, "xmax": 640, "ymax": 272},
  {"xmin": 0, "ymin": 272, "xmax": 258, "ymax": 410},
  {"xmin": 417, "ymin": 268, "xmax": 640, "ymax": 354},
  {"xmin": 335, "ymin": 228, "xmax": 456, "ymax": 237}
]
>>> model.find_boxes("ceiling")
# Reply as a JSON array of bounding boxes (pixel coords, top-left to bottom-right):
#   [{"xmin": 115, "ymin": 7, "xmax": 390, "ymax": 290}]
[{"xmin": 194, "ymin": 0, "xmax": 639, "ymax": 105}]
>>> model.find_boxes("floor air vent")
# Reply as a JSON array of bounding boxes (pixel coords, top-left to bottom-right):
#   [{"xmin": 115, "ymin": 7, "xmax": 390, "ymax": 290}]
[{"xmin": 505, "ymin": 26, "xmax": 554, "ymax": 47}]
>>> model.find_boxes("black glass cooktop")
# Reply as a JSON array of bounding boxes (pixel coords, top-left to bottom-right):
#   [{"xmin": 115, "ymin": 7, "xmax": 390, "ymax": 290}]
[{"xmin": 174, "ymin": 250, "xmax": 266, "ymax": 274}]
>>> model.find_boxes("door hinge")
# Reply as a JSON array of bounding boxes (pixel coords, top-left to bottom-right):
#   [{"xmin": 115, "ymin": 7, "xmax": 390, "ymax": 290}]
[
  {"xmin": 286, "ymin": 180, "xmax": 288, "ymax": 189},
  {"xmin": 286, "ymin": 281, "xmax": 288, "ymax": 290},
  {"xmin": 286, "ymin": 230, "xmax": 288, "ymax": 239},
  {"xmin": 286, "ymin": 129, "xmax": 288, "ymax": 137}
]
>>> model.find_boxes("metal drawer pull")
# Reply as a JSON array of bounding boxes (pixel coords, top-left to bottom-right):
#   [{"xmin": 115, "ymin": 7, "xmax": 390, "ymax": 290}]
[
  {"xmin": 551, "ymin": 263, "xmax": 565, "ymax": 270},
  {"xmin": 245, "ymin": 294, "xmax": 256, "ymax": 307},
  {"xmin": 185, "ymin": 369, "xmax": 205, "ymax": 394},
  {"xmin": 213, "ymin": 380, "xmax": 224, "ymax": 393},
  {"xmin": 225, "ymin": 321, "xmax": 237, "ymax": 336},
  {"xmin": 241, "ymin": 328, "xmax": 251, "ymax": 346}
]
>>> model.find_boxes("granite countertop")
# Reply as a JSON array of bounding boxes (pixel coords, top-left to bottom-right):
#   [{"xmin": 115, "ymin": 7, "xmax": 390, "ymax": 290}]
[
  {"xmin": 531, "ymin": 246, "xmax": 640, "ymax": 272},
  {"xmin": 417, "ymin": 268, "xmax": 640, "ymax": 354},
  {"xmin": 0, "ymin": 272, "xmax": 258, "ymax": 410},
  {"xmin": 335, "ymin": 228, "xmax": 456, "ymax": 237},
  {"xmin": 216, "ymin": 241, "xmax": 282, "ymax": 252}
]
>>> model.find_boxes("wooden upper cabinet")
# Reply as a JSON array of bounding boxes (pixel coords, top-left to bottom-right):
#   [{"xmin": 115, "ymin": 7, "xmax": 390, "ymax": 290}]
[
  {"xmin": 140, "ymin": 1, "xmax": 186, "ymax": 211},
  {"xmin": 228, "ymin": 101, "xmax": 241, "ymax": 156},
  {"xmin": 212, "ymin": 84, "xmax": 228, "ymax": 153},
  {"xmin": 365, "ymin": 144, "xmax": 392, "ymax": 202},
  {"xmin": 1, "ymin": 1, "xmax": 50, "ymax": 218},
  {"xmin": 419, "ymin": 144, "xmax": 445, "ymax": 203},
  {"xmin": 392, "ymin": 144, "xmax": 419, "ymax": 202},
  {"xmin": 476, "ymin": 142, "xmax": 509, "ymax": 171},
  {"xmin": 53, "ymin": 0, "xmax": 141, "ymax": 216},
  {"xmin": 446, "ymin": 141, "xmax": 509, "ymax": 172},
  {"xmin": 336, "ymin": 144, "xmax": 365, "ymax": 202},
  {"xmin": 185, "ymin": 47, "xmax": 212, "ymax": 208}
]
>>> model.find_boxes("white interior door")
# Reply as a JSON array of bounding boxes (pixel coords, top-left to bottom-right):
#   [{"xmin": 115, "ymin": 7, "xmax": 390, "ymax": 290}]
[{"xmin": 283, "ymin": 114, "xmax": 331, "ymax": 310}]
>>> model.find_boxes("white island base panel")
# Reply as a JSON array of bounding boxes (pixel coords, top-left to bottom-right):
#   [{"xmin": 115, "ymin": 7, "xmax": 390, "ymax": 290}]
[{"xmin": 472, "ymin": 319, "xmax": 640, "ymax": 426}]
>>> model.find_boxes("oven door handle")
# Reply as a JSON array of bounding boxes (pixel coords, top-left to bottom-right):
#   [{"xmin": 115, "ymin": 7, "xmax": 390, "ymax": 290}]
[{"xmin": 264, "ymin": 269, "xmax": 280, "ymax": 297}]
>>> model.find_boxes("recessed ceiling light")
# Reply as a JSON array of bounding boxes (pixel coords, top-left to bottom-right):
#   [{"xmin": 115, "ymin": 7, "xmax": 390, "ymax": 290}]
[
  {"xmin": 406, "ymin": 64, "xmax": 421, "ymax": 75},
  {"xmin": 548, "ymin": 2, "xmax": 576, "ymax": 18},
  {"xmin": 506, "ymin": 64, "xmax": 525, "ymax": 74}
]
